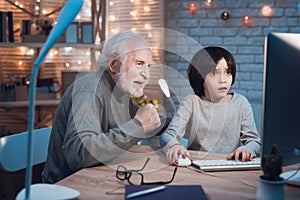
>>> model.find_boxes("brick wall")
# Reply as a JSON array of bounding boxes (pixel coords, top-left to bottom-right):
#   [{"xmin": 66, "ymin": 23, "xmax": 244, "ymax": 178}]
[{"xmin": 163, "ymin": 0, "xmax": 300, "ymax": 132}]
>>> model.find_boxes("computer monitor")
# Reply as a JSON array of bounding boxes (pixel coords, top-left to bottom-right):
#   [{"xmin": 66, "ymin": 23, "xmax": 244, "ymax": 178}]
[{"xmin": 262, "ymin": 32, "xmax": 300, "ymax": 185}]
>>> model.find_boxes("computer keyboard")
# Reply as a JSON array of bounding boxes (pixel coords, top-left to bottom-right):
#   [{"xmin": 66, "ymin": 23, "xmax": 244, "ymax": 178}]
[{"xmin": 192, "ymin": 157, "xmax": 261, "ymax": 172}]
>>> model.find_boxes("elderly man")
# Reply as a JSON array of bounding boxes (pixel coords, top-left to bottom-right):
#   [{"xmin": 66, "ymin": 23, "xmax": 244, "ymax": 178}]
[{"xmin": 42, "ymin": 31, "xmax": 161, "ymax": 183}]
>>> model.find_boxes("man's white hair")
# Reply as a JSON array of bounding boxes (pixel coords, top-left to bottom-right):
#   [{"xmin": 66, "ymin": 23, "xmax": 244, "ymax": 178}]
[{"xmin": 97, "ymin": 31, "xmax": 151, "ymax": 68}]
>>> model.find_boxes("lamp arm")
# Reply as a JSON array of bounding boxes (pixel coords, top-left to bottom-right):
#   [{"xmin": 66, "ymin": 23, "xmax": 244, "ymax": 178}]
[{"xmin": 25, "ymin": 1, "xmax": 84, "ymax": 199}]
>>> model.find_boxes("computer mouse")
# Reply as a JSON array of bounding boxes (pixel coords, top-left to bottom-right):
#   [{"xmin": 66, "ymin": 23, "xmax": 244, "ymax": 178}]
[{"xmin": 177, "ymin": 155, "xmax": 192, "ymax": 167}]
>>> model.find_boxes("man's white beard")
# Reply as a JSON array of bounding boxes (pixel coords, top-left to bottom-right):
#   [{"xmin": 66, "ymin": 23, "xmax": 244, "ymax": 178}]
[{"xmin": 116, "ymin": 72, "xmax": 144, "ymax": 98}]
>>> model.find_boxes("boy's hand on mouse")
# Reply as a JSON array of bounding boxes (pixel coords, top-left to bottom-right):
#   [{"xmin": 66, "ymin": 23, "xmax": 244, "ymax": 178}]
[
  {"xmin": 226, "ymin": 147, "xmax": 253, "ymax": 162},
  {"xmin": 166, "ymin": 144, "xmax": 193, "ymax": 165}
]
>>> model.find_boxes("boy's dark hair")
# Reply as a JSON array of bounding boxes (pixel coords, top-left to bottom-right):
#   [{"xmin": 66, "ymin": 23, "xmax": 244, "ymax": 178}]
[{"xmin": 187, "ymin": 46, "xmax": 236, "ymax": 97}]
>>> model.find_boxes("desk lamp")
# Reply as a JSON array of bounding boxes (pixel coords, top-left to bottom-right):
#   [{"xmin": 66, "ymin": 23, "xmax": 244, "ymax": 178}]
[{"xmin": 16, "ymin": 0, "xmax": 84, "ymax": 199}]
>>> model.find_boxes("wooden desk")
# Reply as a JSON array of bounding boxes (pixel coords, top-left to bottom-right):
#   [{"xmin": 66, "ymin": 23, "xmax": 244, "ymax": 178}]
[{"xmin": 57, "ymin": 146, "xmax": 300, "ymax": 200}]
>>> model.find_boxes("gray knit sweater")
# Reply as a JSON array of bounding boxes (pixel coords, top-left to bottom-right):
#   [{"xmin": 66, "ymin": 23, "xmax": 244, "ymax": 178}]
[
  {"xmin": 42, "ymin": 69, "xmax": 144, "ymax": 183},
  {"xmin": 160, "ymin": 93, "xmax": 261, "ymax": 156}
]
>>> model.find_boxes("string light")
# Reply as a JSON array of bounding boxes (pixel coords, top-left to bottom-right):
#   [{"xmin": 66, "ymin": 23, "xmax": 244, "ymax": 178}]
[
  {"xmin": 144, "ymin": 24, "xmax": 151, "ymax": 29},
  {"xmin": 144, "ymin": 6, "xmax": 150, "ymax": 12},
  {"xmin": 205, "ymin": 0, "xmax": 212, "ymax": 7},
  {"xmin": 109, "ymin": 15, "xmax": 116, "ymax": 21},
  {"xmin": 130, "ymin": 10, "xmax": 137, "ymax": 17},
  {"xmin": 65, "ymin": 63, "xmax": 70, "ymax": 68},
  {"xmin": 261, "ymin": 5, "xmax": 273, "ymax": 17},
  {"xmin": 221, "ymin": 11, "xmax": 230, "ymax": 20},
  {"xmin": 19, "ymin": 46, "xmax": 26, "ymax": 53},
  {"xmin": 188, "ymin": 2, "xmax": 199, "ymax": 13},
  {"xmin": 49, "ymin": 52, "xmax": 54, "ymax": 58},
  {"xmin": 42, "ymin": 9, "xmax": 47, "ymax": 15},
  {"xmin": 242, "ymin": 15, "xmax": 252, "ymax": 24},
  {"xmin": 109, "ymin": 0, "xmax": 155, "ymax": 38},
  {"xmin": 64, "ymin": 47, "xmax": 73, "ymax": 53}
]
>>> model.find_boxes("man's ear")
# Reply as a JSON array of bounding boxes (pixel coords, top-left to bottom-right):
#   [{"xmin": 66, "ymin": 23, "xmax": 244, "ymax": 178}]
[{"xmin": 109, "ymin": 59, "xmax": 121, "ymax": 74}]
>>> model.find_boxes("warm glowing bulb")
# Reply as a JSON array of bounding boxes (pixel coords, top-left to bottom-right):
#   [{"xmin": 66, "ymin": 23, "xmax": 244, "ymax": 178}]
[
  {"xmin": 111, "ymin": 28, "xmax": 115, "ymax": 33},
  {"xmin": 188, "ymin": 2, "xmax": 198, "ymax": 13},
  {"xmin": 131, "ymin": 27, "xmax": 137, "ymax": 32},
  {"xmin": 77, "ymin": 60, "xmax": 82, "ymax": 65},
  {"xmin": 130, "ymin": 0, "xmax": 135, "ymax": 3},
  {"xmin": 64, "ymin": 47, "xmax": 73, "ymax": 52},
  {"xmin": 19, "ymin": 4, "xmax": 23, "ymax": 8},
  {"xmin": 53, "ymin": 50, "xmax": 58, "ymax": 55},
  {"xmin": 20, "ymin": 47, "xmax": 25, "ymax": 52},
  {"xmin": 221, "ymin": 11, "xmax": 230, "ymax": 20},
  {"xmin": 144, "ymin": 24, "xmax": 151, "ymax": 29},
  {"xmin": 109, "ymin": 15, "xmax": 116, "ymax": 21},
  {"xmin": 42, "ymin": 9, "xmax": 47, "ymax": 15},
  {"xmin": 109, "ymin": 1, "xmax": 114, "ymax": 6},
  {"xmin": 130, "ymin": 10, "xmax": 137, "ymax": 17},
  {"xmin": 243, "ymin": 15, "xmax": 252, "ymax": 24},
  {"xmin": 18, "ymin": 61, "xmax": 23, "ymax": 65},
  {"xmin": 144, "ymin": 6, "xmax": 150, "ymax": 12},
  {"xmin": 35, "ymin": 6, "xmax": 39, "ymax": 11},
  {"xmin": 15, "ymin": 1, "xmax": 19, "ymax": 6},
  {"xmin": 205, "ymin": 0, "xmax": 212, "ymax": 7},
  {"xmin": 261, "ymin": 5, "xmax": 273, "ymax": 17},
  {"xmin": 65, "ymin": 63, "xmax": 70, "ymax": 68}
]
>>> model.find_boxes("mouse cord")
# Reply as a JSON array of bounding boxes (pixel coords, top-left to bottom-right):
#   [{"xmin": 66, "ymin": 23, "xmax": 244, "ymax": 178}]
[
  {"xmin": 285, "ymin": 164, "xmax": 300, "ymax": 181},
  {"xmin": 186, "ymin": 166, "xmax": 217, "ymax": 177}
]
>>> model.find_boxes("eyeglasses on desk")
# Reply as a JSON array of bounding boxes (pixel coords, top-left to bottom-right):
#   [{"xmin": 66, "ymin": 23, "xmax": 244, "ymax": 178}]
[{"xmin": 116, "ymin": 157, "xmax": 177, "ymax": 185}]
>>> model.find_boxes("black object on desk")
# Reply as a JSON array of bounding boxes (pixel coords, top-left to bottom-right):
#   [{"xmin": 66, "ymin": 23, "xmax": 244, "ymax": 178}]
[{"xmin": 125, "ymin": 185, "xmax": 208, "ymax": 200}]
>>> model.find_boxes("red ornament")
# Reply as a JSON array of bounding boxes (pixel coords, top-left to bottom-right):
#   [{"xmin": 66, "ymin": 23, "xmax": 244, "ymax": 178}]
[
  {"xmin": 188, "ymin": 2, "xmax": 198, "ymax": 13},
  {"xmin": 243, "ymin": 15, "xmax": 252, "ymax": 24}
]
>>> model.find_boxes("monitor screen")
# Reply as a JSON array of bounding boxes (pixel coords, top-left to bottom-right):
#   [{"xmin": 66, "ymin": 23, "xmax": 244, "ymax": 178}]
[{"xmin": 262, "ymin": 32, "xmax": 300, "ymax": 167}]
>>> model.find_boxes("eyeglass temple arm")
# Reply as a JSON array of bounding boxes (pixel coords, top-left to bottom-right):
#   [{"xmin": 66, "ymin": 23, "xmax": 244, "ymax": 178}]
[{"xmin": 129, "ymin": 157, "xmax": 151, "ymax": 172}]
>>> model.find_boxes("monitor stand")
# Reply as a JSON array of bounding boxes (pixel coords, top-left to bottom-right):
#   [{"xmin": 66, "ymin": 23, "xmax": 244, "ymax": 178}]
[{"xmin": 280, "ymin": 170, "xmax": 300, "ymax": 187}]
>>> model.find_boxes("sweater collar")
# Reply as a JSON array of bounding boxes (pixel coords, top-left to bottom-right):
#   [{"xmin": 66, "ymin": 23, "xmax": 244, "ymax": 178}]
[{"xmin": 101, "ymin": 69, "xmax": 129, "ymax": 100}]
